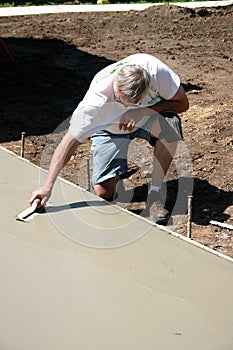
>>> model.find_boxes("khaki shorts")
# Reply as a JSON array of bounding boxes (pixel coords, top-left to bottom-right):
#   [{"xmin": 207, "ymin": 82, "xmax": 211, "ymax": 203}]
[{"xmin": 91, "ymin": 111, "xmax": 183, "ymax": 185}]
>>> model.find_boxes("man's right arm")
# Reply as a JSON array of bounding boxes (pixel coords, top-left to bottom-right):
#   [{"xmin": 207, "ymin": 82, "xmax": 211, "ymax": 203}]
[{"xmin": 29, "ymin": 131, "xmax": 80, "ymax": 206}]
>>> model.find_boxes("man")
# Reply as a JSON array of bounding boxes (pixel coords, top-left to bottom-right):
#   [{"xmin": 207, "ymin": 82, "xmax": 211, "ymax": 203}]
[{"xmin": 30, "ymin": 53, "xmax": 189, "ymax": 225}]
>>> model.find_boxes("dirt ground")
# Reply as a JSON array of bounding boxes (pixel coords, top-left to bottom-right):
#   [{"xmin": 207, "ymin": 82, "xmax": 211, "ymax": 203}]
[{"xmin": 1, "ymin": 4, "xmax": 233, "ymax": 257}]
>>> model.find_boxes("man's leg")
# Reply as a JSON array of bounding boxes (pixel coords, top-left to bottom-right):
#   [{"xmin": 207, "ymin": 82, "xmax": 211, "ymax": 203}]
[
  {"xmin": 146, "ymin": 138, "xmax": 177, "ymax": 224},
  {"xmin": 152, "ymin": 138, "xmax": 177, "ymax": 188},
  {"xmin": 91, "ymin": 131, "xmax": 131, "ymax": 201},
  {"xmin": 147, "ymin": 112, "xmax": 183, "ymax": 225}
]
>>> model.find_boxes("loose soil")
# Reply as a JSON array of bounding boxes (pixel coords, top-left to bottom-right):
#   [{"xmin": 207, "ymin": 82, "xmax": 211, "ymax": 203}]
[{"xmin": 1, "ymin": 4, "xmax": 233, "ymax": 257}]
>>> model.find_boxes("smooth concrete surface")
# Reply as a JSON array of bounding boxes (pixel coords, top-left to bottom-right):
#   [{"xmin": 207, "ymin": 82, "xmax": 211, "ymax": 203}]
[
  {"xmin": 1, "ymin": 146, "xmax": 233, "ymax": 350},
  {"xmin": 0, "ymin": 1, "xmax": 233, "ymax": 17}
]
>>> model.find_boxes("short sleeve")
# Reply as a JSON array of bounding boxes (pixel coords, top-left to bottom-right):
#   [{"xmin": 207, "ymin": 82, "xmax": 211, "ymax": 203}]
[{"xmin": 155, "ymin": 63, "xmax": 180, "ymax": 100}]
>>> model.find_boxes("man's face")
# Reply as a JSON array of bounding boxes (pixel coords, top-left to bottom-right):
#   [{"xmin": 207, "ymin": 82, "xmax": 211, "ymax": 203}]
[{"xmin": 115, "ymin": 91, "xmax": 144, "ymax": 107}]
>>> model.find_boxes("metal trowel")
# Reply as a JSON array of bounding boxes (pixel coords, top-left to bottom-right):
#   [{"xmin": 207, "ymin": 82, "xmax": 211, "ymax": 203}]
[{"xmin": 16, "ymin": 198, "xmax": 42, "ymax": 222}]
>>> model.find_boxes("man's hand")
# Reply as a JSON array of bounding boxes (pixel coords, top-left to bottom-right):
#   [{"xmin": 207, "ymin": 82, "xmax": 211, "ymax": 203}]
[
  {"xmin": 29, "ymin": 187, "xmax": 52, "ymax": 207},
  {"xmin": 119, "ymin": 108, "xmax": 147, "ymax": 132}
]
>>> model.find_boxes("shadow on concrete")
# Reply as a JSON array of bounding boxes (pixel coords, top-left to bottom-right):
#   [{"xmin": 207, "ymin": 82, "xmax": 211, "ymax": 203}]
[
  {"xmin": 45, "ymin": 200, "xmax": 110, "ymax": 214},
  {"xmin": 40, "ymin": 176, "xmax": 233, "ymax": 227}
]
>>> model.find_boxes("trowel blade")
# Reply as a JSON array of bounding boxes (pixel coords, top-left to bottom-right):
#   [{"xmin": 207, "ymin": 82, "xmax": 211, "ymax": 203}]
[{"xmin": 16, "ymin": 198, "xmax": 41, "ymax": 222}]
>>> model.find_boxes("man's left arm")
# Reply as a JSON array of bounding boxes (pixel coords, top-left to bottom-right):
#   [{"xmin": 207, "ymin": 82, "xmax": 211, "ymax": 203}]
[
  {"xmin": 149, "ymin": 85, "xmax": 189, "ymax": 114},
  {"xmin": 118, "ymin": 85, "xmax": 189, "ymax": 131}
]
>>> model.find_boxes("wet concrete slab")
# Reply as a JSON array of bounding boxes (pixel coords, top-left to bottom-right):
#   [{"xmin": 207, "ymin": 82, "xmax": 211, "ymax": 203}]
[{"xmin": 1, "ymin": 146, "xmax": 233, "ymax": 350}]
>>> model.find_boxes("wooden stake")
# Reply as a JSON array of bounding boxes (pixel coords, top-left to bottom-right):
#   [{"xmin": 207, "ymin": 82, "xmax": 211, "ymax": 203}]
[
  {"xmin": 187, "ymin": 195, "xmax": 193, "ymax": 239},
  {"xmin": 86, "ymin": 155, "xmax": 91, "ymax": 191},
  {"xmin": 20, "ymin": 132, "xmax": 26, "ymax": 158},
  {"xmin": 113, "ymin": 171, "xmax": 120, "ymax": 201}
]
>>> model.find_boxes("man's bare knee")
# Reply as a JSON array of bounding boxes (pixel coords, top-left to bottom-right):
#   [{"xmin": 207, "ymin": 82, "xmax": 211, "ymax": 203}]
[{"xmin": 94, "ymin": 178, "xmax": 116, "ymax": 200}]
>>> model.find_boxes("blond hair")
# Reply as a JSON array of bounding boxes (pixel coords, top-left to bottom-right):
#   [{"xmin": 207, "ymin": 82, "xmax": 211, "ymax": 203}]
[{"xmin": 113, "ymin": 64, "xmax": 150, "ymax": 103}]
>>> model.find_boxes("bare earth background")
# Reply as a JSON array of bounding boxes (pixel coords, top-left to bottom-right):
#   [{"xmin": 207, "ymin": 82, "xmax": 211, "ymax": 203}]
[{"xmin": 0, "ymin": 4, "xmax": 233, "ymax": 257}]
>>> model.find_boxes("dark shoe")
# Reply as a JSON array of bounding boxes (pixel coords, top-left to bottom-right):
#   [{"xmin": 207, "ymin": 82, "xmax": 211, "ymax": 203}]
[{"xmin": 146, "ymin": 191, "xmax": 170, "ymax": 225}]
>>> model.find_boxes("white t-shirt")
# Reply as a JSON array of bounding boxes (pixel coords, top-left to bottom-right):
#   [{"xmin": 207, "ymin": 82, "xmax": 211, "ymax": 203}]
[{"xmin": 69, "ymin": 53, "xmax": 180, "ymax": 142}]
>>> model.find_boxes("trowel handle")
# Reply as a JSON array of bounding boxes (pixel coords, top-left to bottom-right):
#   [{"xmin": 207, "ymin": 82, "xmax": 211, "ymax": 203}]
[{"xmin": 31, "ymin": 198, "xmax": 41, "ymax": 209}]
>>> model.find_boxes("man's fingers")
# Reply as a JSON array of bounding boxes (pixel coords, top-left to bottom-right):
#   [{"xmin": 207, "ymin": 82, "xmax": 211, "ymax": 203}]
[
  {"xmin": 119, "ymin": 121, "xmax": 127, "ymax": 131},
  {"xmin": 40, "ymin": 197, "xmax": 47, "ymax": 207},
  {"xmin": 29, "ymin": 187, "xmax": 51, "ymax": 207},
  {"xmin": 29, "ymin": 190, "xmax": 42, "ymax": 206},
  {"xmin": 123, "ymin": 123, "xmax": 128, "ymax": 131},
  {"xmin": 127, "ymin": 120, "xmax": 135, "ymax": 131},
  {"xmin": 119, "ymin": 119, "xmax": 135, "ymax": 131}
]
